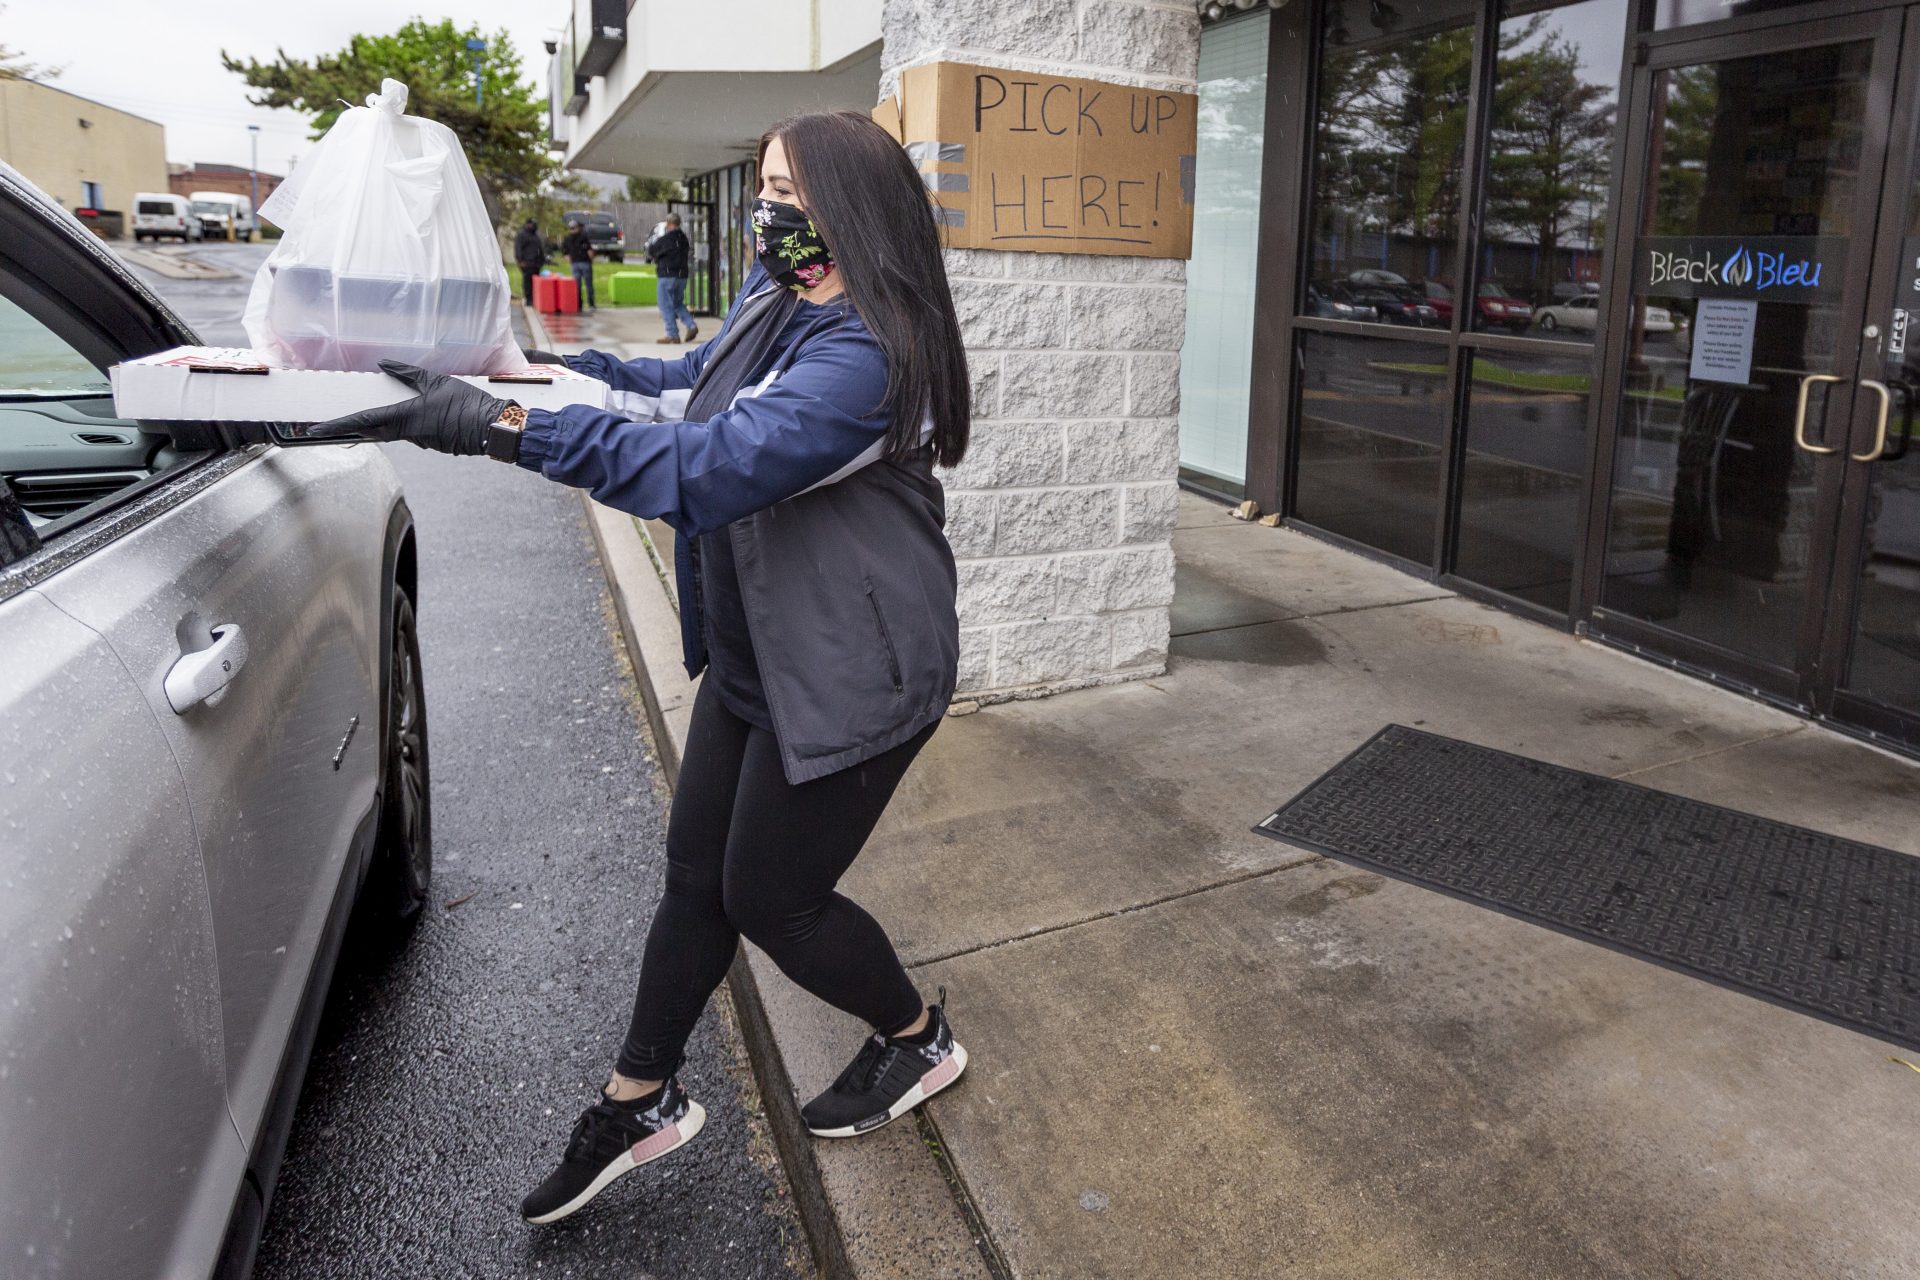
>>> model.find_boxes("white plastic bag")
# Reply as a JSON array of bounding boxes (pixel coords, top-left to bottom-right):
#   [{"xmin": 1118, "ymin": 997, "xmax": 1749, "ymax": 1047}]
[{"xmin": 244, "ymin": 79, "xmax": 526, "ymax": 376}]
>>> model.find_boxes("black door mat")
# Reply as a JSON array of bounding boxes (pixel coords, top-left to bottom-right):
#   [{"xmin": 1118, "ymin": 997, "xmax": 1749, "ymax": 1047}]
[{"xmin": 1255, "ymin": 725, "xmax": 1920, "ymax": 1051}]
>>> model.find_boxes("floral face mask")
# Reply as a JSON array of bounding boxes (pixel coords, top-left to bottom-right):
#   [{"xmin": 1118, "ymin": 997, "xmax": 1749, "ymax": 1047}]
[{"xmin": 752, "ymin": 198, "xmax": 837, "ymax": 293}]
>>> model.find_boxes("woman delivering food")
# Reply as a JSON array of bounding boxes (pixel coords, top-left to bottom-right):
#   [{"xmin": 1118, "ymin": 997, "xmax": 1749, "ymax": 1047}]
[{"xmin": 313, "ymin": 109, "xmax": 972, "ymax": 1222}]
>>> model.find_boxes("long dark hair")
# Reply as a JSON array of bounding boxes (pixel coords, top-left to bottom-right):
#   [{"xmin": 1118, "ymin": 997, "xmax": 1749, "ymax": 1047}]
[{"xmin": 759, "ymin": 111, "xmax": 970, "ymax": 468}]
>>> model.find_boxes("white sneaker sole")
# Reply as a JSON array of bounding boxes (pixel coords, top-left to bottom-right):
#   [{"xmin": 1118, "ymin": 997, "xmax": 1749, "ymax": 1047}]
[
  {"xmin": 807, "ymin": 1042, "xmax": 969, "ymax": 1139},
  {"xmin": 523, "ymin": 1100, "xmax": 707, "ymax": 1225}
]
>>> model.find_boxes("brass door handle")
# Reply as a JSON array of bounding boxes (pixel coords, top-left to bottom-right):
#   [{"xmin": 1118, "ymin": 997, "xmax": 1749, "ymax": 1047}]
[
  {"xmin": 1852, "ymin": 379, "xmax": 1892, "ymax": 462},
  {"xmin": 1794, "ymin": 373, "xmax": 1843, "ymax": 455}
]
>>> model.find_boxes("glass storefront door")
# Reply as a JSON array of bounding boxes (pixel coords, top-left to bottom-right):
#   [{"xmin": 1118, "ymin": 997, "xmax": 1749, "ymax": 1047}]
[
  {"xmin": 1827, "ymin": 12, "xmax": 1920, "ymax": 746},
  {"xmin": 1593, "ymin": 6, "xmax": 1920, "ymax": 748},
  {"xmin": 1260, "ymin": 0, "xmax": 1920, "ymax": 752}
]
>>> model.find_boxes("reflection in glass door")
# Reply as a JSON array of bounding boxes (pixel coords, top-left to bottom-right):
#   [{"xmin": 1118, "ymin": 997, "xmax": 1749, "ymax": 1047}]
[
  {"xmin": 1832, "ymin": 25, "xmax": 1920, "ymax": 747},
  {"xmin": 1598, "ymin": 29, "xmax": 1884, "ymax": 692},
  {"xmin": 1840, "ymin": 368, "xmax": 1920, "ymax": 730}
]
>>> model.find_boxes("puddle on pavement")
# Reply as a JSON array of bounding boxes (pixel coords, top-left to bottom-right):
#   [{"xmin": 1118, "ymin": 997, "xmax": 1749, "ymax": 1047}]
[
  {"xmin": 1170, "ymin": 617, "xmax": 1327, "ymax": 667},
  {"xmin": 1171, "ymin": 559, "xmax": 1296, "ymax": 636}
]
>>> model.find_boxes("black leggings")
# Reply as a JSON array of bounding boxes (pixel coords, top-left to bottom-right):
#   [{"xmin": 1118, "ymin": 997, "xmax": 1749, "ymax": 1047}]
[{"xmin": 617, "ymin": 680, "xmax": 934, "ymax": 1079}]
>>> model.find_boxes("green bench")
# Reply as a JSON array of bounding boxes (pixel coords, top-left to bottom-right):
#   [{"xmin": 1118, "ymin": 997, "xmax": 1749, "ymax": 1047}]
[{"xmin": 609, "ymin": 271, "xmax": 657, "ymax": 306}]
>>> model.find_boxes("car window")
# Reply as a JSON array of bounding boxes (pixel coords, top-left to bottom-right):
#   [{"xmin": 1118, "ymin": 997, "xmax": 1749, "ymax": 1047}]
[
  {"xmin": 0, "ymin": 293, "xmax": 108, "ymax": 397},
  {"xmin": 0, "ymin": 288, "xmax": 201, "ymax": 539},
  {"xmin": 136, "ymin": 200, "xmax": 174, "ymax": 216}
]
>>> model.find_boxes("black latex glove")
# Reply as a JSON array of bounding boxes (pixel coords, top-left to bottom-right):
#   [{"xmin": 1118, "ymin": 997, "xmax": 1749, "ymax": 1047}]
[
  {"xmin": 308, "ymin": 360, "xmax": 508, "ymax": 454},
  {"xmin": 522, "ymin": 347, "xmax": 565, "ymax": 365}
]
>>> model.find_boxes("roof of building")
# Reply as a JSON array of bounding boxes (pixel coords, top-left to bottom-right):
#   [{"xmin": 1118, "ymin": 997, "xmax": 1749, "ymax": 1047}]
[
  {"xmin": 0, "ymin": 77, "xmax": 164, "ymax": 129},
  {"xmin": 176, "ymin": 161, "xmax": 285, "ymax": 181}
]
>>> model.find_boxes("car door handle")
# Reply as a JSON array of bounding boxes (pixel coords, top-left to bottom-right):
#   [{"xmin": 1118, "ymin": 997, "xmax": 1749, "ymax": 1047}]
[{"xmin": 165, "ymin": 623, "xmax": 248, "ymax": 713}]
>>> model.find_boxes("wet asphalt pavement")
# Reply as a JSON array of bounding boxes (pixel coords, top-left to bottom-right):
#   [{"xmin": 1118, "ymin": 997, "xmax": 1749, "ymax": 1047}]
[{"xmin": 119, "ymin": 242, "xmax": 809, "ymax": 1279}]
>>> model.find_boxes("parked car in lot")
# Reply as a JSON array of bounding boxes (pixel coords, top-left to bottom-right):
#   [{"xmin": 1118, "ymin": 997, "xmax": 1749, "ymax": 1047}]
[
  {"xmin": 1306, "ymin": 282, "xmax": 1373, "ymax": 321},
  {"xmin": 0, "ymin": 161, "xmax": 430, "ymax": 1279},
  {"xmin": 562, "ymin": 209, "xmax": 626, "ymax": 261},
  {"xmin": 1417, "ymin": 279, "xmax": 1455, "ymax": 325},
  {"xmin": 1535, "ymin": 293, "xmax": 1602, "ymax": 334},
  {"xmin": 132, "ymin": 192, "xmax": 203, "ymax": 244},
  {"xmin": 1346, "ymin": 282, "xmax": 1442, "ymax": 327},
  {"xmin": 1473, "ymin": 280, "xmax": 1534, "ymax": 332},
  {"xmin": 188, "ymin": 191, "xmax": 256, "ymax": 242},
  {"xmin": 1533, "ymin": 294, "xmax": 1675, "ymax": 337}
]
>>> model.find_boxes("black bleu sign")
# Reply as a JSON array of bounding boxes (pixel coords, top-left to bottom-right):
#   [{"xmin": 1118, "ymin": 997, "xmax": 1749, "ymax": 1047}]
[{"xmin": 1634, "ymin": 235, "xmax": 1848, "ymax": 305}]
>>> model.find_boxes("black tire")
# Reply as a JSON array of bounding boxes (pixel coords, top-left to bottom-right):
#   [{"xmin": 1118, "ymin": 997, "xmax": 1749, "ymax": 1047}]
[
  {"xmin": 1540, "ymin": 313, "xmax": 1557, "ymax": 332},
  {"xmin": 608, "ymin": 250, "xmax": 624, "ymax": 262},
  {"xmin": 361, "ymin": 587, "xmax": 431, "ymax": 939}
]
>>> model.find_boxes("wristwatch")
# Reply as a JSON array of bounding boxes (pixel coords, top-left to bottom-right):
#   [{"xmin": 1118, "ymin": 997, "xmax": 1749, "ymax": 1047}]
[{"xmin": 484, "ymin": 402, "xmax": 529, "ymax": 463}]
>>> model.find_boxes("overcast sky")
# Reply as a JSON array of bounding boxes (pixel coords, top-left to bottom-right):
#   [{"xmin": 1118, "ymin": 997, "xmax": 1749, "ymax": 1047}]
[{"xmin": 7, "ymin": 2, "xmax": 565, "ymax": 176}]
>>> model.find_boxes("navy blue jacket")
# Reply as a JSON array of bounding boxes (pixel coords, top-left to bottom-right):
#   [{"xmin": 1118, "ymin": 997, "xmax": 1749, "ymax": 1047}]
[{"xmin": 516, "ymin": 266, "xmax": 959, "ymax": 781}]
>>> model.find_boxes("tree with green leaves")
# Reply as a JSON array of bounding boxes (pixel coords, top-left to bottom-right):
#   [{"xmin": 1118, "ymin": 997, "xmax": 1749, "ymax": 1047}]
[
  {"xmin": 625, "ymin": 175, "xmax": 685, "ymax": 202},
  {"xmin": 0, "ymin": 5, "xmax": 61, "ymax": 80},
  {"xmin": 223, "ymin": 18, "xmax": 548, "ymax": 227},
  {"xmin": 1309, "ymin": 22, "xmax": 1475, "ymax": 276},
  {"xmin": 1484, "ymin": 24, "xmax": 1618, "ymax": 303}
]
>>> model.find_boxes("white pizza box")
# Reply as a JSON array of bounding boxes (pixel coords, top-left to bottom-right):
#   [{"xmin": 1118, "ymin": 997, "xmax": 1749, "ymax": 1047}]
[{"xmin": 110, "ymin": 346, "xmax": 607, "ymax": 423}]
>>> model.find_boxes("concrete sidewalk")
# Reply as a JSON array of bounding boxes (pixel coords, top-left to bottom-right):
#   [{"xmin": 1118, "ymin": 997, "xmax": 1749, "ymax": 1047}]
[{"xmin": 541, "ymin": 305, "xmax": 1920, "ymax": 1279}]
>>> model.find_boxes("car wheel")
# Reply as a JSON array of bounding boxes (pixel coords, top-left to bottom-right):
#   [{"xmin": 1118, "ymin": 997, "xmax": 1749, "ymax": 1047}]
[
  {"xmin": 360, "ymin": 586, "xmax": 431, "ymax": 939},
  {"xmin": 1540, "ymin": 313, "xmax": 1557, "ymax": 331},
  {"xmin": 609, "ymin": 251, "xmax": 624, "ymax": 262}
]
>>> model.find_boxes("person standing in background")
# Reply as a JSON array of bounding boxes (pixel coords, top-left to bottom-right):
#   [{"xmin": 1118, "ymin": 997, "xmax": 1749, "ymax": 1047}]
[
  {"xmin": 562, "ymin": 219, "xmax": 597, "ymax": 311},
  {"xmin": 514, "ymin": 217, "xmax": 545, "ymax": 306},
  {"xmin": 648, "ymin": 212, "xmax": 698, "ymax": 345}
]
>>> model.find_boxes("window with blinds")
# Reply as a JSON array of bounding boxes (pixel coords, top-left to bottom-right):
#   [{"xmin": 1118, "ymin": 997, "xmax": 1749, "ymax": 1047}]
[{"xmin": 1176, "ymin": 11, "xmax": 1270, "ymax": 498}]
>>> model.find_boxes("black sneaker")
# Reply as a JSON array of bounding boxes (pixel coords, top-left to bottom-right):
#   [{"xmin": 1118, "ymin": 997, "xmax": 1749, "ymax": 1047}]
[
  {"xmin": 801, "ymin": 996, "xmax": 967, "ymax": 1138},
  {"xmin": 685, "ymin": 322, "xmax": 699, "ymax": 342},
  {"xmin": 520, "ymin": 1076, "xmax": 706, "ymax": 1224}
]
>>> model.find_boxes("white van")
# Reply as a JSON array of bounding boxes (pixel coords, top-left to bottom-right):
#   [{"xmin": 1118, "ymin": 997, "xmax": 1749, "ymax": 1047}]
[
  {"xmin": 132, "ymin": 192, "xmax": 201, "ymax": 243},
  {"xmin": 188, "ymin": 191, "xmax": 257, "ymax": 242}
]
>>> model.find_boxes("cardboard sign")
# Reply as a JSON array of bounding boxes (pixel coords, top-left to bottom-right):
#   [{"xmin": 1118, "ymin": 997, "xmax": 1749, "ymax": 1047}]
[{"xmin": 875, "ymin": 61, "xmax": 1196, "ymax": 259}]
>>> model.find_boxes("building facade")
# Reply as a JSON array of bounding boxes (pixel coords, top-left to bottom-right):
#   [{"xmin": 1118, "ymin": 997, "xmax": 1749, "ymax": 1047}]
[
  {"xmin": 546, "ymin": 0, "xmax": 1918, "ymax": 753},
  {"xmin": 168, "ymin": 162, "xmax": 284, "ymax": 210},
  {"xmin": 1182, "ymin": 0, "xmax": 1920, "ymax": 755},
  {"xmin": 549, "ymin": 0, "xmax": 884, "ymax": 314},
  {"xmin": 0, "ymin": 78, "xmax": 166, "ymax": 236},
  {"xmin": 548, "ymin": 0, "xmax": 1204, "ymax": 700}
]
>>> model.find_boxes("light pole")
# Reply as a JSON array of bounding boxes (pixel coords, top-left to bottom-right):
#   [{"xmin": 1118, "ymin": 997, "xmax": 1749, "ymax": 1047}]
[
  {"xmin": 247, "ymin": 125, "xmax": 260, "ymax": 221},
  {"xmin": 466, "ymin": 37, "xmax": 486, "ymax": 109}
]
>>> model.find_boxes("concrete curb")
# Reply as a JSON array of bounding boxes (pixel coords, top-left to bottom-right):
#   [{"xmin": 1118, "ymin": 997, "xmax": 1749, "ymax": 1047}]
[
  {"xmin": 579, "ymin": 502, "xmax": 692, "ymax": 786},
  {"xmin": 531, "ymin": 303, "xmax": 989, "ymax": 1279},
  {"xmin": 581, "ymin": 495, "xmax": 856, "ymax": 1275}
]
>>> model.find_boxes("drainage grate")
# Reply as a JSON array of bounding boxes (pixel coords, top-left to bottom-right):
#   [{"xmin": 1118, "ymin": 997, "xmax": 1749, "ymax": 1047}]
[{"xmin": 1256, "ymin": 725, "xmax": 1920, "ymax": 1050}]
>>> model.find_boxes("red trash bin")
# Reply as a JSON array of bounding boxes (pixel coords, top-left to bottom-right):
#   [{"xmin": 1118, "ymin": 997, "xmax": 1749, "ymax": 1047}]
[
  {"xmin": 554, "ymin": 274, "xmax": 580, "ymax": 314},
  {"xmin": 532, "ymin": 273, "xmax": 560, "ymax": 313}
]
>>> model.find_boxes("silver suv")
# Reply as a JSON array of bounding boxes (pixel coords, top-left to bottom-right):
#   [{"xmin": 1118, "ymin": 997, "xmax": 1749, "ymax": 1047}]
[{"xmin": 0, "ymin": 162, "xmax": 431, "ymax": 1277}]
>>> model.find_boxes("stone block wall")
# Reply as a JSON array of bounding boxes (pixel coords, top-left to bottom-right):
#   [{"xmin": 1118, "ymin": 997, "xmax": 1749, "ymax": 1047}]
[{"xmin": 881, "ymin": 0, "xmax": 1201, "ymax": 701}]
